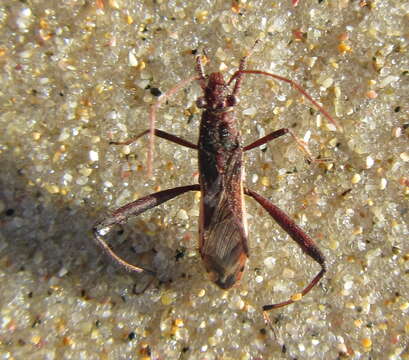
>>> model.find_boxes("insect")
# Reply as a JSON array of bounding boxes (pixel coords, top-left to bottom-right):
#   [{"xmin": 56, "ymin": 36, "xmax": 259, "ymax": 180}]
[{"xmin": 93, "ymin": 43, "xmax": 339, "ymax": 312}]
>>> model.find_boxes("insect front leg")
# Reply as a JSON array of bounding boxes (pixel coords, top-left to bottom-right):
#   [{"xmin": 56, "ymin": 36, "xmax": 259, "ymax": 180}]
[
  {"xmin": 244, "ymin": 188, "xmax": 326, "ymax": 311},
  {"xmin": 93, "ymin": 184, "xmax": 200, "ymax": 275},
  {"xmin": 148, "ymin": 75, "xmax": 200, "ymax": 176}
]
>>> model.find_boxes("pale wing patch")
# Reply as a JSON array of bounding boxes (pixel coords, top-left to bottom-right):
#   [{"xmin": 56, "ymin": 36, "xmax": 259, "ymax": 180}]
[{"xmin": 201, "ymin": 190, "xmax": 246, "ymax": 261}]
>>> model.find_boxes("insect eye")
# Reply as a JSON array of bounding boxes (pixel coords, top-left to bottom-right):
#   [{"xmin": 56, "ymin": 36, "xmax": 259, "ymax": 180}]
[
  {"xmin": 226, "ymin": 95, "xmax": 237, "ymax": 107},
  {"xmin": 196, "ymin": 96, "xmax": 207, "ymax": 108}
]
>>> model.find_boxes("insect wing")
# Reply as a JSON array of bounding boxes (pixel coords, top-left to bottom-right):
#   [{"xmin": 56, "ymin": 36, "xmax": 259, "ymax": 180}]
[{"xmin": 199, "ymin": 151, "xmax": 248, "ymax": 289}]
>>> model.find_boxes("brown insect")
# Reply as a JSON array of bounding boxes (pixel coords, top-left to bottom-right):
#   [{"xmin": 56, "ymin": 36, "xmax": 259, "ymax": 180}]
[{"xmin": 93, "ymin": 43, "xmax": 339, "ymax": 312}]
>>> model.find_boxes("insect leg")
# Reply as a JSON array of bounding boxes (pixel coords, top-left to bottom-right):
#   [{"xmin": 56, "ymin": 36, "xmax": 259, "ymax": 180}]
[
  {"xmin": 243, "ymin": 128, "xmax": 315, "ymax": 162},
  {"xmin": 110, "ymin": 129, "xmax": 197, "ymax": 150},
  {"xmin": 230, "ymin": 69, "xmax": 341, "ymax": 130},
  {"xmin": 93, "ymin": 184, "xmax": 200, "ymax": 275},
  {"xmin": 148, "ymin": 75, "xmax": 200, "ymax": 176},
  {"xmin": 244, "ymin": 188, "xmax": 326, "ymax": 311}
]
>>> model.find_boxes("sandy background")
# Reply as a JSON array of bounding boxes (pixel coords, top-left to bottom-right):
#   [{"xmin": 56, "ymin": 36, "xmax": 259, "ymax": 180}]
[{"xmin": 0, "ymin": 0, "xmax": 408, "ymax": 359}]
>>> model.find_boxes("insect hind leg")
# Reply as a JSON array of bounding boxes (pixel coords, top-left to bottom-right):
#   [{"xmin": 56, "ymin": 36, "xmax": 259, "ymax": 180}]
[
  {"xmin": 244, "ymin": 188, "xmax": 326, "ymax": 311},
  {"xmin": 93, "ymin": 184, "xmax": 200, "ymax": 275}
]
